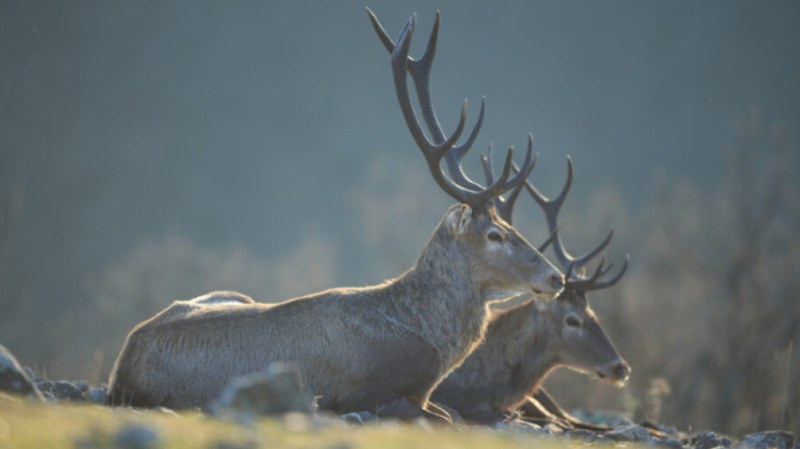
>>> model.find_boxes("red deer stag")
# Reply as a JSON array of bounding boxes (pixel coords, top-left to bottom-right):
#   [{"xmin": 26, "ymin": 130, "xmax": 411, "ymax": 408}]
[{"xmin": 107, "ymin": 11, "xmax": 563, "ymax": 421}]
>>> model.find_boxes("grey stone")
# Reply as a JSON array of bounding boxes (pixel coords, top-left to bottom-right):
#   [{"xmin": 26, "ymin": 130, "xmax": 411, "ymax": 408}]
[
  {"xmin": 0, "ymin": 344, "xmax": 44, "ymax": 400},
  {"xmin": 50, "ymin": 381, "xmax": 86, "ymax": 401},
  {"xmin": 87, "ymin": 386, "xmax": 108, "ymax": 404},
  {"xmin": 734, "ymin": 431, "xmax": 794, "ymax": 449},
  {"xmin": 207, "ymin": 362, "xmax": 314, "ymax": 417},
  {"xmin": 692, "ymin": 431, "xmax": 733, "ymax": 449},
  {"xmin": 115, "ymin": 425, "xmax": 159, "ymax": 449},
  {"xmin": 606, "ymin": 424, "xmax": 654, "ymax": 443}
]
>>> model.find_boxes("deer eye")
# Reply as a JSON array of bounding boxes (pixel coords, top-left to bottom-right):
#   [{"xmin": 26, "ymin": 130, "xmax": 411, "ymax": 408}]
[
  {"xmin": 487, "ymin": 231, "xmax": 503, "ymax": 242},
  {"xmin": 565, "ymin": 315, "xmax": 582, "ymax": 328}
]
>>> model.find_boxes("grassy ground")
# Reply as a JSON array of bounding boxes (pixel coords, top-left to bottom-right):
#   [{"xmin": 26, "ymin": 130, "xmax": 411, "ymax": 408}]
[{"xmin": 0, "ymin": 393, "xmax": 616, "ymax": 449}]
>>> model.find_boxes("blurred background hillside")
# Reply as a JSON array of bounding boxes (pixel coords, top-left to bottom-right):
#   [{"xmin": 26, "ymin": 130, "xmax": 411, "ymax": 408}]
[{"xmin": 1, "ymin": 0, "xmax": 798, "ymax": 437}]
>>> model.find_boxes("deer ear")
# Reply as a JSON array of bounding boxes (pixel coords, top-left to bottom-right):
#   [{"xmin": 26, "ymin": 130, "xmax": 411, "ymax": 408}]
[{"xmin": 446, "ymin": 204, "xmax": 473, "ymax": 236}]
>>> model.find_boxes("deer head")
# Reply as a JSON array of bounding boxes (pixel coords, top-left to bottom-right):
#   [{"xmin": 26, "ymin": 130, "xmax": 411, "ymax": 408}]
[{"xmin": 519, "ymin": 156, "xmax": 631, "ymax": 385}]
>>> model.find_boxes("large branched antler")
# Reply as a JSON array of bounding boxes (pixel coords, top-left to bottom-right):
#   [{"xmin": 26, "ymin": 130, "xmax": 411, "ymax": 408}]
[
  {"xmin": 480, "ymin": 136, "xmax": 536, "ymax": 223},
  {"xmin": 367, "ymin": 9, "xmax": 535, "ymax": 213},
  {"xmin": 517, "ymin": 157, "xmax": 628, "ymax": 291}
]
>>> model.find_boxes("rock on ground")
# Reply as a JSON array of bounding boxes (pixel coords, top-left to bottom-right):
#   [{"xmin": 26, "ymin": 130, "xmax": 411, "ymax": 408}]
[
  {"xmin": 605, "ymin": 424, "xmax": 654, "ymax": 443},
  {"xmin": 692, "ymin": 430, "xmax": 734, "ymax": 449},
  {"xmin": 734, "ymin": 431, "xmax": 794, "ymax": 449},
  {"xmin": 0, "ymin": 344, "xmax": 44, "ymax": 400},
  {"xmin": 206, "ymin": 362, "xmax": 314, "ymax": 418}
]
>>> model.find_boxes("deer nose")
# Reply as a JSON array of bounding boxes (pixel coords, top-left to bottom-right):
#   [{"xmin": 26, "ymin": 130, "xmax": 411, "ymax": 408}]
[
  {"xmin": 613, "ymin": 362, "xmax": 631, "ymax": 381},
  {"xmin": 549, "ymin": 273, "xmax": 564, "ymax": 291},
  {"xmin": 597, "ymin": 360, "xmax": 631, "ymax": 383}
]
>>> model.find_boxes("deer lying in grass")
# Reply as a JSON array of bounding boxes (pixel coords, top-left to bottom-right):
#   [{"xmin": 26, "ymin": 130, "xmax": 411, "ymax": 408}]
[
  {"xmin": 107, "ymin": 12, "xmax": 563, "ymax": 421},
  {"xmin": 431, "ymin": 155, "xmax": 630, "ymax": 427}
]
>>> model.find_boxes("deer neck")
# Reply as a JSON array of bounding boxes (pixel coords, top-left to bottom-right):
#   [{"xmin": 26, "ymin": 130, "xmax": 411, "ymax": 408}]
[
  {"xmin": 480, "ymin": 301, "xmax": 561, "ymax": 410},
  {"xmin": 387, "ymin": 226, "xmax": 489, "ymax": 377}
]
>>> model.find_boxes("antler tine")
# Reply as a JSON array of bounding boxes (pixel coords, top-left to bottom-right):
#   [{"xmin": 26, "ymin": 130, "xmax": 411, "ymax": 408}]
[
  {"xmin": 414, "ymin": 11, "xmax": 489, "ymax": 178},
  {"xmin": 366, "ymin": 8, "xmax": 445, "ymax": 140},
  {"xmin": 408, "ymin": 12, "xmax": 494, "ymax": 194},
  {"xmin": 584, "ymin": 255, "xmax": 629, "ymax": 291},
  {"xmin": 515, "ymin": 156, "xmax": 574, "ymax": 269},
  {"xmin": 478, "ymin": 144, "xmax": 535, "ymax": 212},
  {"xmin": 472, "ymin": 146, "xmax": 516, "ymax": 208},
  {"xmin": 444, "ymin": 100, "xmax": 487, "ymax": 192},
  {"xmin": 372, "ymin": 9, "xmax": 535, "ymax": 212},
  {"xmin": 563, "ymin": 263, "xmax": 576, "ymax": 283},
  {"xmin": 480, "ymin": 144, "xmax": 495, "ymax": 186},
  {"xmin": 569, "ymin": 228, "xmax": 616, "ymax": 268},
  {"xmin": 502, "ymin": 142, "xmax": 536, "ymax": 190},
  {"xmin": 537, "ymin": 226, "xmax": 559, "ymax": 253},
  {"xmin": 568, "ymin": 257, "xmax": 609, "ymax": 289},
  {"xmin": 520, "ymin": 157, "xmax": 626, "ymax": 286},
  {"xmin": 388, "ymin": 14, "xmax": 478, "ymax": 204},
  {"xmin": 497, "ymin": 135, "xmax": 535, "ymax": 222},
  {"xmin": 366, "ymin": 7, "xmax": 396, "ymax": 54},
  {"xmin": 367, "ymin": 8, "xmax": 487, "ymax": 193},
  {"xmin": 483, "ymin": 135, "xmax": 536, "ymax": 223}
]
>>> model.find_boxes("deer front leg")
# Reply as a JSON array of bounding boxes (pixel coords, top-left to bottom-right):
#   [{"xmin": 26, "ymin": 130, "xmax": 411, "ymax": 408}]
[
  {"xmin": 376, "ymin": 398, "xmax": 452, "ymax": 424},
  {"xmin": 527, "ymin": 388, "xmax": 570, "ymax": 419},
  {"xmin": 524, "ymin": 389, "xmax": 612, "ymax": 432},
  {"xmin": 426, "ymin": 400, "xmax": 461, "ymax": 423},
  {"xmin": 517, "ymin": 393, "xmax": 573, "ymax": 429}
]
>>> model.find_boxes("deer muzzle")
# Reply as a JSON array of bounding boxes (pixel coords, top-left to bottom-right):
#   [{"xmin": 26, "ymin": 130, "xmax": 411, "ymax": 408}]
[
  {"xmin": 596, "ymin": 359, "xmax": 631, "ymax": 386},
  {"xmin": 530, "ymin": 272, "xmax": 565, "ymax": 299}
]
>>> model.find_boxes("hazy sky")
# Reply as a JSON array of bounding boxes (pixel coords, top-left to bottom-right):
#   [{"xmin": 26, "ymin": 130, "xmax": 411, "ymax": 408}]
[{"xmin": 1, "ymin": 0, "xmax": 798, "ymax": 318}]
